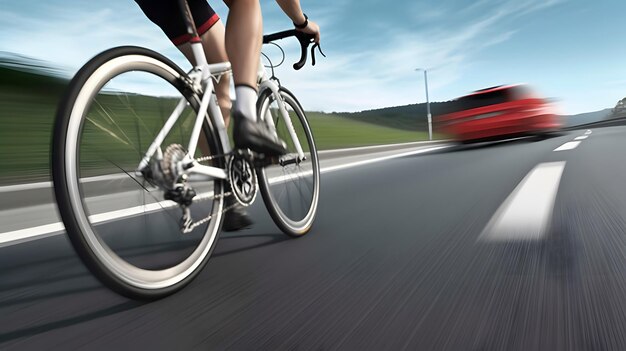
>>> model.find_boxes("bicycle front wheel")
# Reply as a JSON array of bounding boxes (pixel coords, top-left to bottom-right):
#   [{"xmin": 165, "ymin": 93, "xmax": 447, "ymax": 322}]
[
  {"xmin": 256, "ymin": 87, "xmax": 320, "ymax": 236},
  {"xmin": 52, "ymin": 46, "xmax": 225, "ymax": 300}
]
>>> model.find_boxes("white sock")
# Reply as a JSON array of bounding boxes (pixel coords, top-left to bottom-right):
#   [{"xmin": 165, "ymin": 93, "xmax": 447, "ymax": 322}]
[{"xmin": 234, "ymin": 85, "xmax": 258, "ymax": 121}]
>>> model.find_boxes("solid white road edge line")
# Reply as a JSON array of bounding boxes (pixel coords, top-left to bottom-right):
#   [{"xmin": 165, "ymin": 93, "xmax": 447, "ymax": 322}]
[
  {"xmin": 479, "ymin": 162, "xmax": 566, "ymax": 242},
  {"xmin": 0, "ymin": 144, "xmax": 449, "ymax": 247},
  {"xmin": 318, "ymin": 140, "xmax": 446, "ymax": 154}
]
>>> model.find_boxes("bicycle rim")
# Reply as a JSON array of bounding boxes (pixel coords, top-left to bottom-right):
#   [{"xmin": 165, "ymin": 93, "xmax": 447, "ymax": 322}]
[
  {"xmin": 53, "ymin": 47, "xmax": 224, "ymax": 298},
  {"xmin": 257, "ymin": 88, "xmax": 320, "ymax": 236}
]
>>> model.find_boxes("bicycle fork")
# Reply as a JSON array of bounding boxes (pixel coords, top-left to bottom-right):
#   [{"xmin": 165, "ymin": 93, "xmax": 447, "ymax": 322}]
[{"xmin": 259, "ymin": 82, "xmax": 306, "ymax": 164}]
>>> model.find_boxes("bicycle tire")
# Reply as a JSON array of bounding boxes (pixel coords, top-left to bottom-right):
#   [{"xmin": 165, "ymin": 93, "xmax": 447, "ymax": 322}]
[
  {"xmin": 256, "ymin": 87, "xmax": 320, "ymax": 236},
  {"xmin": 52, "ymin": 46, "xmax": 225, "ymax": 300}
]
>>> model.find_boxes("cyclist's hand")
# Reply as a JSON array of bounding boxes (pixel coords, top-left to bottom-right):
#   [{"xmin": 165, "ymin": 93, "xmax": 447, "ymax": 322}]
[{"xmin": 297, "ymin": 20, "xmax": 320, "ymax": 44}]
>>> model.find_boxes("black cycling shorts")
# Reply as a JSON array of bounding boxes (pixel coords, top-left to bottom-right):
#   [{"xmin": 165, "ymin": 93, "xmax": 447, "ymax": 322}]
[{"xmin": 135, "ymin": 0, "xmax": 220, "ymax": 45}]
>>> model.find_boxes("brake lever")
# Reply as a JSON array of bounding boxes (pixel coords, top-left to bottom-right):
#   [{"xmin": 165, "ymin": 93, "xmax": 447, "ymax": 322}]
[
  {"xmin": 311, "ymin": 43, "xmax": 326, "ymax": 67},
  {"xmin": 293, "ymin": 32, "xmax": 313, "ymax": 70}
]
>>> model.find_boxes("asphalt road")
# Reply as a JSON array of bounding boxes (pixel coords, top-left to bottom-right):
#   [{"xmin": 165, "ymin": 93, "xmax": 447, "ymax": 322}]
[{"xmin": 2, "ymin": 127, "xmax": 626, "ymax": 350}]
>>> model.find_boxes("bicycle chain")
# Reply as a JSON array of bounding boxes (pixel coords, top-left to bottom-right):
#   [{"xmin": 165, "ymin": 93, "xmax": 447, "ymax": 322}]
[
  {"xmin": 195, "ymin": 154, "xmax": 226, "ymax": 163},
  {"xmin": 182, "ymin": 191, "xmax": 239, "ymax": 233},
  {"xmin": 180, "ymin": 154, "xmax": 235, "ymax": 234}
]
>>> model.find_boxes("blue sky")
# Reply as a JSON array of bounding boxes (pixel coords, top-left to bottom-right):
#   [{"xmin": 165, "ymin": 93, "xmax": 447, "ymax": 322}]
[{"xmin": 1, "ymin": 0, "xmax": 625, "ymax": 114}]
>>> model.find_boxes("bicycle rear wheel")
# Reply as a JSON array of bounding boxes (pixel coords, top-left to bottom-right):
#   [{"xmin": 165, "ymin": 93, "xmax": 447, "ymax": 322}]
[
  {"xmin": 256, "ymin": 87, "xmax": 320, "ymax": 236},
  {"xmin": 52, "ymin": 46, "xmax": 225, "ymax": 300}
]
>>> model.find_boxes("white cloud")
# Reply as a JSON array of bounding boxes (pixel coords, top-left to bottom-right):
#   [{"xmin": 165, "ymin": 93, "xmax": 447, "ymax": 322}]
[{"xmin": 272, "ymin": 0, "xmax": 563, "ymax": 112}]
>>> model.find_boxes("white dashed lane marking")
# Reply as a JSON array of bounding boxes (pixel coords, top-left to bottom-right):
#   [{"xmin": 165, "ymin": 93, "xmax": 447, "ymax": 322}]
[
  {"xmin": 480, "ymin": 162, "xmax": 566, "ymax": 241},
  {"xmin": 554, "ymin": 141, "xmax": 581, "ymax": 151},
  {"xmin": 574, "ymin": 135, "xmax": 588, "ymax": 141}
]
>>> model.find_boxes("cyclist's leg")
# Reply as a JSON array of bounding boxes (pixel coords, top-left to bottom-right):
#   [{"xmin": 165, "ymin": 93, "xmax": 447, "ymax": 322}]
[
  {"xmin": 224, "ymin": 0, "xmax": 261, "ymax": 121},
  {"xmin": 223, "ymin": 0, "xmax": 262, "ymax": 90},
  {"xmin": 223, "ymin": 0, "xmax": 287, "ymax": 155}
]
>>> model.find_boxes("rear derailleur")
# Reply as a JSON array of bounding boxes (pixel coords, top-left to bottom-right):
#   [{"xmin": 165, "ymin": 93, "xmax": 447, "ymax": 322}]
[{"xmin": 141, "ymin": 144, "xmax": 197, "ymax": 232}]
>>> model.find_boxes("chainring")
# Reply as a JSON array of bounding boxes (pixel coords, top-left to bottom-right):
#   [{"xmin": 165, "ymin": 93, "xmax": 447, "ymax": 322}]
[{"xmin": 227, "ymin": 153, "xmax": 258, "ymax": 206}]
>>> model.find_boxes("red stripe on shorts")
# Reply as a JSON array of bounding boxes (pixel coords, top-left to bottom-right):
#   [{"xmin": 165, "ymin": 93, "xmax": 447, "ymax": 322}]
[
  {"xmin": 171, "ymin": 13, "xmax": 220, "ymax": 46},
  {"xmin": 197, "ymin": 13, "xmax": 220, "ymax": 36}
]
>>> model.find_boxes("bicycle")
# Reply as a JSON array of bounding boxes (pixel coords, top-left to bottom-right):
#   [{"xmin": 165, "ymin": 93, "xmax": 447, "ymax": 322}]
[{"xmin": 51, "ymin": 0, "xmax": 324, "ymax": 300}]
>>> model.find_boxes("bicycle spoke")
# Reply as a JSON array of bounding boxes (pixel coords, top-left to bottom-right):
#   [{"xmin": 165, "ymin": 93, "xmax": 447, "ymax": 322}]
[
  {"xmin": 94, "ymin": 99, "xmax": 137, "ymax": 148},
  {"xmin": 85, "ymin": 116, "xmax": 133, "ymax": 148}
]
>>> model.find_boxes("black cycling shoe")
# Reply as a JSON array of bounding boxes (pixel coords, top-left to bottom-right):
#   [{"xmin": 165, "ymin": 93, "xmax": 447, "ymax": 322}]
[
  {"xmin": 232, "ymin": 112, "xmax": 288, "ymax": 156},
  {"xmin": 222, "ymin": 197, "xmax": 253, "ymax": 232}
]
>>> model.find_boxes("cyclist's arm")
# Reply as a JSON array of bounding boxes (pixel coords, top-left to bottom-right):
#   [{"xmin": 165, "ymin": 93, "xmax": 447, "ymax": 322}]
[{"xmin": 275, "ymin": 0, "xmax": 320, "ymax": 43}]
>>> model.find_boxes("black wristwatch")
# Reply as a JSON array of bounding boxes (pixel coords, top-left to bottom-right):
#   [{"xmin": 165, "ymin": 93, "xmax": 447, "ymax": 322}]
[{"xmin": 294, "ymin": 13, "xmax": 308, "ymax": 29}]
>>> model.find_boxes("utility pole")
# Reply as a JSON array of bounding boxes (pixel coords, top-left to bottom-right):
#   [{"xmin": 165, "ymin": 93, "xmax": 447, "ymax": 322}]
[{"xmin": 415, "ymin": 68, "xmax": 432, "ymax": 141}]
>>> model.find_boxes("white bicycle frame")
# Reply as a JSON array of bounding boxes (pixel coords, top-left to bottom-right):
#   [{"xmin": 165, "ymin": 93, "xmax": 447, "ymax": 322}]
[{"xmin": 135, "ymin": 38, "xmax": 305, "ymax": 181}]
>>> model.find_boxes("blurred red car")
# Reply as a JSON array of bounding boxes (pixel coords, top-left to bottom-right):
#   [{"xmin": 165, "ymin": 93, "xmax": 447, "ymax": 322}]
[{"xmin": 436, "ymin": 85, "xmax": 561, "ymax": 143}]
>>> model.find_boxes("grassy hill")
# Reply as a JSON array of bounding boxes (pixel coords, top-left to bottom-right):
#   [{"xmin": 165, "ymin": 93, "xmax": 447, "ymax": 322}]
[{"xmin": 335, "ymin": 102, "xmax": 458, "ymax": 132}]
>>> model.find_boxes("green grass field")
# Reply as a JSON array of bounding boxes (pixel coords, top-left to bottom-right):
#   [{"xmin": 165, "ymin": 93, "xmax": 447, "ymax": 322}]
[
  {"xmin": 305, "ymin": 112, "xmax": 430, "ymax": 148},
  {"xmin": 0, "ymin": 65, "xmax": 434, "ymax": 185}
]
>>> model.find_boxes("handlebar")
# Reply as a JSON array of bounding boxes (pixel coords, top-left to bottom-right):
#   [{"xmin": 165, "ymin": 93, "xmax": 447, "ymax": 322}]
[{"xmin": 263, "ymin": 30, "xmax": 325, "ymax": 70}]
